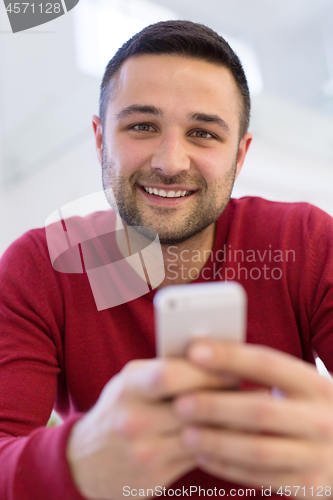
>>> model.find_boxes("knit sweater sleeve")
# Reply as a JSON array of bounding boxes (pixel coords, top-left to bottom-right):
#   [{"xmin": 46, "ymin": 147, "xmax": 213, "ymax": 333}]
[
  {"xmin": 302, "ymin": 205, "xmax": 333, "ymax": 368},
  {"xmin": 0, "ymin": 231, "xmax": 86, "ymax": 500}
]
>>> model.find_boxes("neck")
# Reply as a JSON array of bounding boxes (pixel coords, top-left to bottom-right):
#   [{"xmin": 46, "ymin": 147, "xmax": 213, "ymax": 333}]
[
  {"xmin": 115, "ymin": 215, "xmax": 216, "ymax": 289},
  {"xmin": 157, "ymin": 224, "xmax": 215, "ymax": 288}
]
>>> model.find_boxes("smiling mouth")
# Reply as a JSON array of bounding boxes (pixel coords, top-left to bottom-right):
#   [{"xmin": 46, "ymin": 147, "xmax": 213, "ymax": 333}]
[{"xmin": 141, "ymin": 186, "xmax": 196, "ymax": 198}]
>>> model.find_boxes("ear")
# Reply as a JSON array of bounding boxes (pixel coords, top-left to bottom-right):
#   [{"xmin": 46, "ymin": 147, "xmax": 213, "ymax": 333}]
[
  {"xmin": 92, "ymin": 115, "xmax": 103, "ymax": 166},
  {"xmin": 235, "ymin": 132, "xmax": 252, "ymax": 180}
]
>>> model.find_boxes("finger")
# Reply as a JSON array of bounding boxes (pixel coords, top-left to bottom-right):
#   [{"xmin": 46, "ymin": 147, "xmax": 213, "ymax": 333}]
[
  {"xmin": 196, "ymin": 457, "xmax": 330, "ymax": 498},
  {"xmin": 174, "ymin": 391, "xmax": 333, "ymax": 440},
  {"xmin": 187, "ymin": 341, "xmax": 333, "ymax": 400},
  {"xmin": 119, "ymin": 358, "xmax": 237, "ymax": 400},
  {"xmin": 181, "ymin": 427, "xmax": 332, "ymax": 473}
]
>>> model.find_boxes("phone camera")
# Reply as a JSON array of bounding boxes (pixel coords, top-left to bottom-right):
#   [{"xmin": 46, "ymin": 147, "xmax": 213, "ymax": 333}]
[{"xmin": 168, "ymin": 300, "xmax": 176, "ymax": 309}]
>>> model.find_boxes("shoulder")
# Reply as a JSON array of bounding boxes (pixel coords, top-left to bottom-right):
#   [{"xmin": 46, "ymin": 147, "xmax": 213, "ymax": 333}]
[
  {"xmin": 0, "ymin": 209, "xmax": 117, "ymax": 275},
  {"xmin": 228, "ymin": 196, "xmax": 329, "ymax": 218},
  {"xmin": 0, "ymin": 227, "xmax": 48, "ymax": 274},
  {"xmin": 215, "ymin": 197, "xmax": 333, "ymax": 258},
  {"xmin": 226, "ymin": 196, "xmax": 332, "ymax": 233}
]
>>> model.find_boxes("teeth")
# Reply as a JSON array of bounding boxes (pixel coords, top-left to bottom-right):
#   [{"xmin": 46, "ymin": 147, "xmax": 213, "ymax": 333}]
[{"xmin": 143, "ymin": 186, "xmax": 191, "ymax": 198}]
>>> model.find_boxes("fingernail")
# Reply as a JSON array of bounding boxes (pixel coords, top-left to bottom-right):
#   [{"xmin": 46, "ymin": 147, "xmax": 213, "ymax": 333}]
[
  {"xmin": 190, "ymin": 344, "xmax": 214, "ymax": 363},
  {"xmin": 133, "ymin": 362, "xmax": 162, "ymax": 390},
  {"xmin": 175, "ymin": 397, "xmax": 196, "ymax": 417},
  {"xmin": 183, "ymin": 427, "xmax": 200, "ymax": 448}
]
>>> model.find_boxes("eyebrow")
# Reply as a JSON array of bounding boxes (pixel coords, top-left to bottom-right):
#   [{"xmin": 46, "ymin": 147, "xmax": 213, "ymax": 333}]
[
  {"xmin": 116, "ymin": 105, "xmax": 163, "ymax": 121},
  {"xmin": 116, "ymin": 105, "xmax": 230, "ymax": 133},
  {"xmin": 188, "ymin": 112, "xmax": 230, "ymax": 133}
]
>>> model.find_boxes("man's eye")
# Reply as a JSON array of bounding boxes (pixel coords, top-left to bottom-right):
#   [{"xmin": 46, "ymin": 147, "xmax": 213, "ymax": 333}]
[
  {"xmin": 132, "ymin": 124, "xmax": 154, "ymax": 132},
  {"xmin": 189, "ymin": 130, "xmax": 215, "ymax": 139}
]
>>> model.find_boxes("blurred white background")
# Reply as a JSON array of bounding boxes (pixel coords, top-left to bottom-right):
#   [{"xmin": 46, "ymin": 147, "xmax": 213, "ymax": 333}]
[{"xmin": 1, "ymin": 0, "xmax": 333, "ymax": 256}]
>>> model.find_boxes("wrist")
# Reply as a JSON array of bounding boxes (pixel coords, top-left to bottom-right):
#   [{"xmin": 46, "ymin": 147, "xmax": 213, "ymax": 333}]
[{"xmin": 66, "ymin": 416, "xmax": 99, "ymax": 500}]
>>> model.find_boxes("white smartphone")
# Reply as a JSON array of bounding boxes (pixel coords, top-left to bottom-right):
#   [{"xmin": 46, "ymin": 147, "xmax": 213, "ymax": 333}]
[{"xmin": 154, "ymin": 281, "xmax": 247, "ymax": 357}]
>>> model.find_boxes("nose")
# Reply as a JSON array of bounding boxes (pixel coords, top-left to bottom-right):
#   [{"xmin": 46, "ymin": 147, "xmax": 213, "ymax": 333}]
[{"xmin": 151, "ymin": 132, "xmax": 191, "ymax": 176}]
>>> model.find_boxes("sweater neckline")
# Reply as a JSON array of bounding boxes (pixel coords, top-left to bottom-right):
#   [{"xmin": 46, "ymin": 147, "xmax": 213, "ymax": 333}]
[{"xmin": 143, "ymin": 202, "xmax": 232, "ymax": 302}]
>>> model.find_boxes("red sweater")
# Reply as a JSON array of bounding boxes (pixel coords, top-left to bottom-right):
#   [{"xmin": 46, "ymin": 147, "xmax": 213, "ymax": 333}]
[{"xmin": 1, "ymin": 197, "xmax": 333, "ymax": 499}]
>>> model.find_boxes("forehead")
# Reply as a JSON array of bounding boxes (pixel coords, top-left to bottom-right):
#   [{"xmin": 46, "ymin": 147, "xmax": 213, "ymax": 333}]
[{"xmin": 107, "ymin": 54, "xmax": 241, "ymax": 129}]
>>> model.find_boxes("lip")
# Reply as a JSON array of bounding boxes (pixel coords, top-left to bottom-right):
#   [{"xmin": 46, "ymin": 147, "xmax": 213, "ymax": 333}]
[
  {"xmin": 139, "ymin": 183, "xmax": 198, "ymax": 192},
  {"xmin": 138, "ymin": 185, "xmax": 198, "ymax": 206}
]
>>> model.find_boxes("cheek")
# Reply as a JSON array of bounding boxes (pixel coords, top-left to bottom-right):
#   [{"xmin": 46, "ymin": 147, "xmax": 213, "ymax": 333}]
[
  {"xmin": 112, "ymin": 138, "xmax": 152, "ymax": 174},
  {"xmin": 196, "ymin": 149, "xmax": 236, "ymax": 183}
]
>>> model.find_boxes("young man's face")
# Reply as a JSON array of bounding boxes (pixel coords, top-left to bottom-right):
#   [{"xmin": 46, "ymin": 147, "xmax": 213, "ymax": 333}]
[{"xmin": 93, "ymin": 54, "xmax": 252, "ymax": 245}]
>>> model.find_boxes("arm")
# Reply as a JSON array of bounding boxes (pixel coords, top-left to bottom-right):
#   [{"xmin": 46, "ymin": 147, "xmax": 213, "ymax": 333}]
[
  {"xmin": 0, "ymin": 231, "xmax": 234, "ymax": 499},
  {"xmin": 66, "ymin": 357, "xmax": 232, "ymax": 500},
  {"xmin": 171, "ymin": 205, "xmax": 333, "ymax": 497},
  {"xmin": 174, "ymin": 339, "xmax": 333, "ymax": 498},
  {"xmin": 0, "ymin": 232, "xmax": 87, "ymax": 500}
]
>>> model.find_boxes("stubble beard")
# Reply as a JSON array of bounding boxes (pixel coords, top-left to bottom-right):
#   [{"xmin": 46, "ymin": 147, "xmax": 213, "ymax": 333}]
[{"xmin": 102, "ymin": 148, "xmax": 237, "ymax": 246}]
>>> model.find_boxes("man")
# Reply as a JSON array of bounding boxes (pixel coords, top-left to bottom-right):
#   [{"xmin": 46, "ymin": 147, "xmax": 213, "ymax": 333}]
[{"xmin": 1, "ymin": 20, "xmax": 333, "ymax": 500}]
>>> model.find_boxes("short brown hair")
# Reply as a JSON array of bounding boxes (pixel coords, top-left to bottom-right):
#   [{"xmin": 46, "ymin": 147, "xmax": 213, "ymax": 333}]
[{"xmin": 100, "ymin": 20, "xmax": 251, "ymax": 138}]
